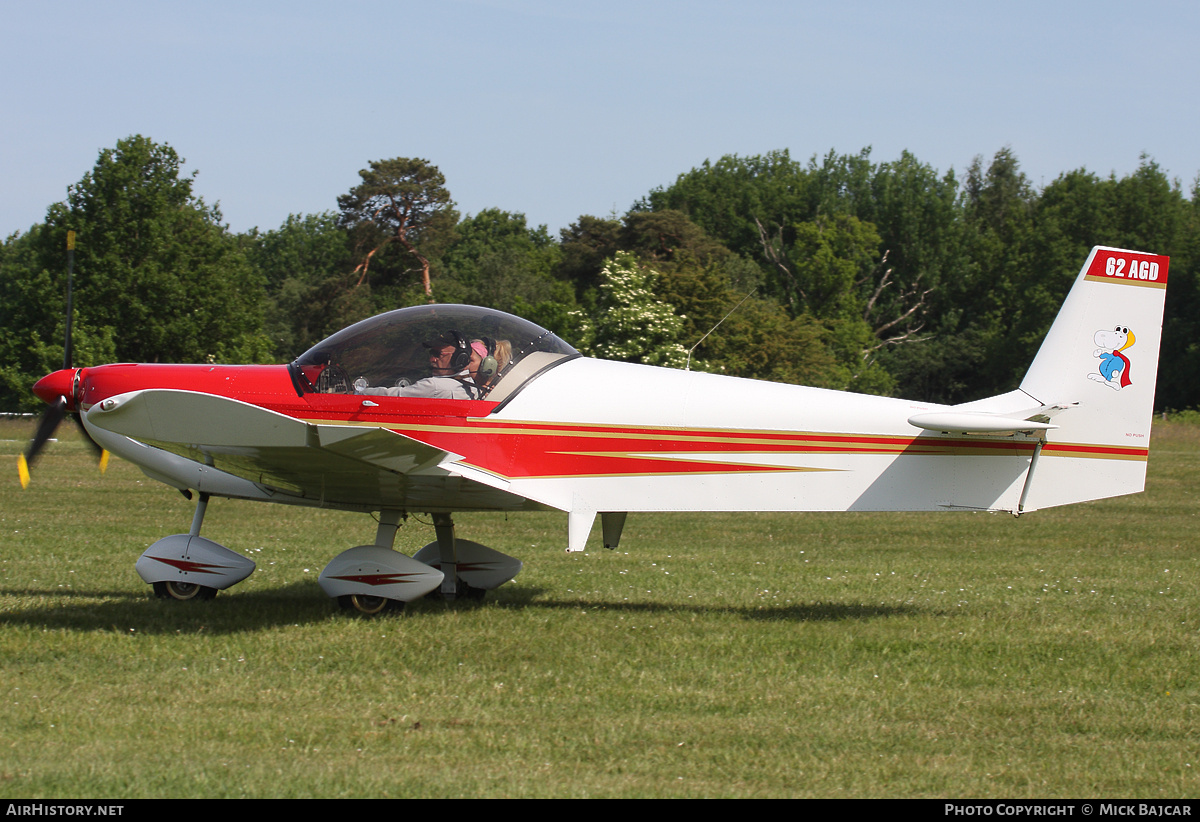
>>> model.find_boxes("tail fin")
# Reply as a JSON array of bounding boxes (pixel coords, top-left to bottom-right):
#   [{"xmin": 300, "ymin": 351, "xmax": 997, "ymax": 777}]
[{"xmin": 1016, "ymin": 246, "xmax": 1169, "ymax": 509}]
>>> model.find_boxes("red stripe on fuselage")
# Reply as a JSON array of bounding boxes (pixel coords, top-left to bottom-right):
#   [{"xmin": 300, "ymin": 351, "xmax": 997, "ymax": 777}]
[{"xmin": 75, "ymin": 363, "xmax": 1147, "ymax": 481}]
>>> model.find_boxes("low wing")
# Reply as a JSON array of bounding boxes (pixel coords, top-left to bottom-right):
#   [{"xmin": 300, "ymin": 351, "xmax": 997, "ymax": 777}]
[{"xmin": 86, "ymin": 389, "xmax": 545, "ymax": 513}]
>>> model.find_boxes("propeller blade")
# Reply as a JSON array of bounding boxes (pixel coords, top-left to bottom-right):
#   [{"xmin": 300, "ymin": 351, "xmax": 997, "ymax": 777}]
[
  {"xmin": 63, "ymin": 231, "xmax": 75, "ymax": 370},
  {"xmin": 19, "ymin": 396, "xmax": 67, "ymax": 488},
  {"xmin": 20, "ymin": 232, "xmax": 87, "ymax": 489},
  {"xmin": 71, "ymin": 412, "xmax": 110, "ymax": 473}
]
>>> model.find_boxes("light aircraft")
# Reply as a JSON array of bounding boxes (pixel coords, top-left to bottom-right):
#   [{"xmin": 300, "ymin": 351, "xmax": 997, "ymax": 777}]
[{"xmin": 20, "ymin": 245, "xmax": 1169, "ymax": 614}]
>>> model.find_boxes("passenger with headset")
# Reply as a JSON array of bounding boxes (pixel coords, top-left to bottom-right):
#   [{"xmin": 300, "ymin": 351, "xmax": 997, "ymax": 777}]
[
  {"xmin": 356, "ymin": 330, "xmax": 481, "ymax": 399},
  {"xmin": 469, "ymin": 338, "xmax": 498, "ymax": 388},
  {"xmin": 468, "ymin": 337, "xmax": 514, "ymax": 393}
]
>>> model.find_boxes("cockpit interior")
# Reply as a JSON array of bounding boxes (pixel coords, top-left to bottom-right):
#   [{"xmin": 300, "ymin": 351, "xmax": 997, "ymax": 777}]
[{"xmin": 291, "ymin": 304, "xmax": 579, "ymax": 404}]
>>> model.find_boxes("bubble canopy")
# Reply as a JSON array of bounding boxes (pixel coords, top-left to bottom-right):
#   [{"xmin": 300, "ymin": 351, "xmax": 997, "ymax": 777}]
[{"xmin": 291, "ymin": 304, "xmax": 579, "ymax": 399}]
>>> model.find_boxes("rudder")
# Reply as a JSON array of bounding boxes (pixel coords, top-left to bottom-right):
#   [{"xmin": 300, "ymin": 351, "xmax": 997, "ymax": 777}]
[{"xmin": 1018, "ymin": 246, "xmax": 1169, "ymax": 509}]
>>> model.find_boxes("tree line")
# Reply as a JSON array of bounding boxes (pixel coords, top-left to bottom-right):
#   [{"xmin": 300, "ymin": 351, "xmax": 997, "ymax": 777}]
[{"xmin": 2, "ymin": 135, "xmax": 1197, "ymax": 413}]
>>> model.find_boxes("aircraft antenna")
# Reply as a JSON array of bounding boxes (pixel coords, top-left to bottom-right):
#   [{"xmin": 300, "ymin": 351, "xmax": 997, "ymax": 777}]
[{"xmin": 685, "ymin": 288, "xmax": 756, "ymax": 371}]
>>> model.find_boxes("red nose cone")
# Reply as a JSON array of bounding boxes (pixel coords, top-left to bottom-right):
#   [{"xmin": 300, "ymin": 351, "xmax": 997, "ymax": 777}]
[{"xmin": 33, "ymin": 368, "xmax": 77, "ymax": 408}]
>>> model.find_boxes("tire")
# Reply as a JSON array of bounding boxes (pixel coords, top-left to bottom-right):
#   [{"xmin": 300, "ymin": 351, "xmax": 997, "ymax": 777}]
[
  {"xmin": 153, "ymin": 580, "xmax": 218, "ymax": 601},
  {"xmin": 338, "ymin": 594, "xmax": 403, "ymax": 615}
]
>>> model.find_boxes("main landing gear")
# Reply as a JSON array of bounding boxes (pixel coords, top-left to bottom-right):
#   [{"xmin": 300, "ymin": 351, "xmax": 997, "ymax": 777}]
[
  {"xmin": 136, "ymin": 493, "xmax": 255, "ymax": 602},
  {"xmin": 318, "ymin": 512, "xmax": 522, "ymax": 615},
  {"xmin": 136, "ymin": 497, "xmax": 523, "ymax": 615}
]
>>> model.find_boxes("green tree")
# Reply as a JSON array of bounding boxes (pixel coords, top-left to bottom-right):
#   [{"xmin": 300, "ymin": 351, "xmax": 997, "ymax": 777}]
[
  {"xmin": 555, "ymin": 214, "xmax": 622, "ymax": 305},
  {"xmin": 1110, "ymin": 156, "xmax": 1187, "ymax": 253},
  {"xmin": 243, "ymin": 211, "xmax": 363, "ymax": 359},
  {"xmin": 573, "ymin": 252, "xmax": 689, "ymax": 368},
  {"xmin": 337, "ymin": 157, "xmax": 459, "ymax": 302},
  {"xmin": 437, "ymin": 208, "xmax": 579, "ymax": 339},
  {"xmin": 679, "ymin": 292, "xmax": 843, "ymax": 389},
  {"xmin": 642, "ymin": 150, "xmax": 811, "ymax": 263},
  {"xmin": 757, "ymin": 214, "xmax": 896, "ymax": 393},
  {"xmin": 0, "ymin": 136, "xmax": 269, "ymax": 408},
  {"xmin": 0, "ymin": 226, "xmax": 117, "ymax": 410},
  {"xmin": 616, "ymin": 210, "xmax": 737, "ymax": 342},
  {"xmin": 645, "ymin": 151, "xmax": 946, "ymax": 393},
  {"xmin": 943, "ymin": 147, "xmax": 1040, "ymax": 399},
  {"xmin": 57, "ymin": 136, "xmax": 267, "ymax": 364},
  {"xmin": 1103, "ymin": 160, "xmax": 1198, "ymax": 412},
  {"xmin": 1161, "ymin": 182, "xmax": 1200, "ymax": 412},
  {"xmin": 440, "ymin": 209, "xmax": 562, "ymax": 302}
]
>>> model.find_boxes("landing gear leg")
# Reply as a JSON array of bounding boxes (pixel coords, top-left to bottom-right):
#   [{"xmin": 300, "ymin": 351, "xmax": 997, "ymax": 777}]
[
  {"xmin": 138, "ymin": 492, "xmax": 254, "ymax": 601},
  {"xmin": 375, "ymin": 509, "xmax": 404, "ymax": 551},
  {"xmin": 154, "ymin": 493, "xmax": 218, "ymax": 601},
  {"xmin": 190, "ymin": 493, "xmax": 210, "ymax": 537},
  {"xmin": 434, "ymin": 513, "xmax": 462, "ymax": 601},
  {"xmin": 430, "ymin": 514, "xmax": 488, "ymax": 602},
  {"xmin": 412, "ymin": 516, "xmax": 520, "ymax": 601}
]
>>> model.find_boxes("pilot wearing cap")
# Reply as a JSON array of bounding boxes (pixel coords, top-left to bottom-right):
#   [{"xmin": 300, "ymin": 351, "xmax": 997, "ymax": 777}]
[{"xmin": 357, "ymin": 330, "xmax": 483, "ymax": 399}]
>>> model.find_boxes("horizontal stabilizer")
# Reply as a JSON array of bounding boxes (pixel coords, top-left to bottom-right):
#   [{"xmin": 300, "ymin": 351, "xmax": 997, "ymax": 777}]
[{"xmin": 907, "ymin": 411, "xmax": 1057, "ymax": 434}]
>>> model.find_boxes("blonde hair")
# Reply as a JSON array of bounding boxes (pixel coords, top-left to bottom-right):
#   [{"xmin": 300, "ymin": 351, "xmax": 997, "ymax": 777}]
[{"xmin": 494, "ymin": 340, "xmax": 512, "ymax": 374}]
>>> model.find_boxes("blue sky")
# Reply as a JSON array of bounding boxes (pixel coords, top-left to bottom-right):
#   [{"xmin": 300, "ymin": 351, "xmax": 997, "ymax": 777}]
[{"xmin": 2, "ymin": 0, "xmax": 1197, "ymax": 240}]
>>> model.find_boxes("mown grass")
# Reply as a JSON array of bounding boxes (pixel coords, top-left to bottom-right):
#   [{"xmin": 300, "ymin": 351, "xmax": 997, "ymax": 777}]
[{"xmin": 1, "ymin": 417, "xmax": 1197, "ymax": 798}]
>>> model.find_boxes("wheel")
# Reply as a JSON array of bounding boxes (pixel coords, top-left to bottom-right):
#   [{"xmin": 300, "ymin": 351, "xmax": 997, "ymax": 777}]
[
  {"xmin": 338, "ymin": 594, "xmax": 403, "ymax": 615},
  {"xmin": 154, "ymin": 580, "xmax": 218, "ymax": 601}
]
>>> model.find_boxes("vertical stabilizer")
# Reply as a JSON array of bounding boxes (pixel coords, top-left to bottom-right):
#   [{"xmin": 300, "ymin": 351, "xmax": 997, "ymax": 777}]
[{"xmin": 1017, "ymin": 246, "xmax": 1169, "ymax": 509}]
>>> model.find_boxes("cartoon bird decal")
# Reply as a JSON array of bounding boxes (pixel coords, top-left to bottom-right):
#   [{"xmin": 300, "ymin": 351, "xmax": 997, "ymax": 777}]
[{"xmin": 1088, "ymin": 326, "xmax": 1135, "ymax": 390}]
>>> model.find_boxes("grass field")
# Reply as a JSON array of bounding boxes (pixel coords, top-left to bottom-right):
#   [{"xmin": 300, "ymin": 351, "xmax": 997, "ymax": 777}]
[{"xmin": 1, "ymin": 416, "xmax": 1197, "ymax": 798}]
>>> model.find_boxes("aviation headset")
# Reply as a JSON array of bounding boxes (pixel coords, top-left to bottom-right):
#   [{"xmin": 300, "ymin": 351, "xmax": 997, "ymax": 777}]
[
  {"xmin": 425, "ymin": 330, "xmax": 472, "ymax": 372},
  {"xmin": 447, "ymin": 330, "xmax": 472, "ymax": 372},
  {"xmin": 474, "ymin": 336, "xmax": 499, "ymax": 385}
]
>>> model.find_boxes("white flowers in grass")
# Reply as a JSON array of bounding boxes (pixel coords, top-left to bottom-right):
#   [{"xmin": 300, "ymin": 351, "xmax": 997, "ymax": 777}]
[{"xmin": 574, "ymin": 252, "xmax": 689, "ymax": 369}]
